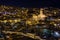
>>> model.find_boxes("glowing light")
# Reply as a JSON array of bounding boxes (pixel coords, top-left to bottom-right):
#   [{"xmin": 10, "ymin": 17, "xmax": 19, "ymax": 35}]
[
  {"xmin": 32, "ymin": 8, "xmax": 47, "ymax": 21},
  {"xmin": 38, "ymin": 8, "xmax": 47, "ymax": 20},
  {"xmin": 54, "ymin": 24, "xmax": 57, "ymax": 26},
  {"xmin": 26, "ymin": 20, "xmax": 32, "ymax": 25},
  {"xmin": 53, "ymin": 31, "xmax": 60, "ymax": 37},
  {"xmin": 32, "ymin": 14, "xmax": 38, "ymax": 21},
  {"xmin": 17, "ymin": 19, "xmax": 21, "ymax": 22},
  {"xmin": 14, "ymin": 19, "xmax": 17, "ymax": 23},
  {"xmin": 54, "ymin": 11, "xmax": 57, "ymax": 14},
  {"xmin": 4, "ymin": 20, "xmax": 7, "ymax": 23},
  {"xmin": 9, "ymin": 20, "xmax": 12, "ymax": 22},
  {"xmin": 55, "ymin": 32, "xmax": 59, "ymax": 36}
]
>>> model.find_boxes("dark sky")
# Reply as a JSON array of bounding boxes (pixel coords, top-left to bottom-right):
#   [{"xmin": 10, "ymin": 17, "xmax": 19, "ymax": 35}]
[{"xmin": 0, "ymin": 0, "xmax": 60, "ymax": 8}]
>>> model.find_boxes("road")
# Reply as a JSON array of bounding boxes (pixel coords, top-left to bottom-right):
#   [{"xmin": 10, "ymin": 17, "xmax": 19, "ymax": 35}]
[{"xmin": 3, "ymin": 31, "xmax": 41, "ymax": 40}]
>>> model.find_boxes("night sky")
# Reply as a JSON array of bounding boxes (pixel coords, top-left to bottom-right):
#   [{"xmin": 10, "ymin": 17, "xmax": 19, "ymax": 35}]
[{"xmin": 0, "ymin": 0, "xmax": 60, "ymax": 8}]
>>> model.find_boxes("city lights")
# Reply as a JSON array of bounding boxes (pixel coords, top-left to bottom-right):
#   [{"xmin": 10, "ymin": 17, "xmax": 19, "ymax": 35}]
[{"xmin": 0, "ymin": 5, "xmax": 60, "ymax": 40}]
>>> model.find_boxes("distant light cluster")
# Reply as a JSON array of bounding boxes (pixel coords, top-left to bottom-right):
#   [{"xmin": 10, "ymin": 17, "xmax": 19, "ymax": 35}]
[{"xmin": 0, "ymin": 5, "xmax": 60, "ymax": 40}]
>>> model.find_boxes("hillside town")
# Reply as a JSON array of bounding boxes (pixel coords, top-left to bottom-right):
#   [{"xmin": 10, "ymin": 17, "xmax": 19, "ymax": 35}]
[{"xmin": 0, "ymin": 5, "xmax": 60, "ymax": 40}]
